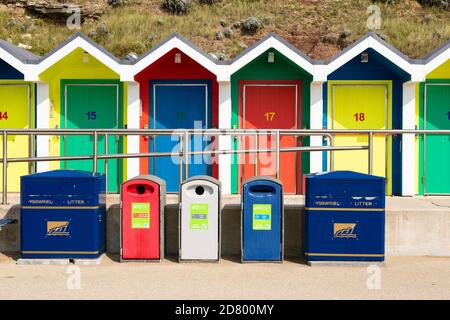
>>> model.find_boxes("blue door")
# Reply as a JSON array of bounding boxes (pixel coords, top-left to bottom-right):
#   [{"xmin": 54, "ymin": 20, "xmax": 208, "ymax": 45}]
[{"xmin": 150, "ymin": 81, "xmax": 211, "ymax": 192}]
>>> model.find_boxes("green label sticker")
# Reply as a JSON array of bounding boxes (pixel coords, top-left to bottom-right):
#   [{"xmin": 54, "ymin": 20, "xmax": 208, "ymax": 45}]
[
  {"xmin": 190, "ymin": 203, "xmax": 208, "ymax": 230},
  {"xmin": 252, "ymin": 204, "xmax": 272, "ymax": 231},
  {"xmin": 131, "ymin": 202, "xmax": 150, "ymax": 229}
]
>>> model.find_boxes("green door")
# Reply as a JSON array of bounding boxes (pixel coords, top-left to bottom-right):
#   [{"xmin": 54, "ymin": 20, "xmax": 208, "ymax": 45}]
[
  {"xmin": 62, "ymin": 83, "xmax": 121, "ymax": 192},
  {"xmin": 424, "ymin": 83, "xmax": 450, "ymax": 194}
]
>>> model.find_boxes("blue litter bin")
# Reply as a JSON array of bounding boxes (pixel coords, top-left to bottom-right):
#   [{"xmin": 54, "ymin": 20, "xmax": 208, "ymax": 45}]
[
  {"xmin": 241, "ymin": 176, "xmax": 283, "ymax": 262},
  {"xmin": 20, "ymin": 170, "xmax": 106, "ymax": 259},
  {"xmin": 304, "ymin": 171, "xmax": 385, "ymax": 262}
]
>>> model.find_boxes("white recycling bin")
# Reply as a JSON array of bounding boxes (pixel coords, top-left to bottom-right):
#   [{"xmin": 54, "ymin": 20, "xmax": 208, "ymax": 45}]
[{"xmin": 179, "ymin": 176, "xmax": 221, "ymax": 262}]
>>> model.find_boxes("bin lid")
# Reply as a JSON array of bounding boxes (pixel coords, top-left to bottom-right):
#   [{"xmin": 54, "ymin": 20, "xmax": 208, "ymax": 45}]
[
  {"xmin": 306, "ymin": 171, "xmax": 385, "ymax": 181},
  {"xmin": 243, "ymin": 175, "xmax": 282, "ymax": 186},
  {"xmin": 181, "ymin": 175, "xmax": 221, "ymax": 187},
  {"xmin": 21, "ymin": 169, "xmax": 104, "ymax": 180},
  {"xmin": 124, "ymin": 174, "xmax": 166, "ymax": 188}
]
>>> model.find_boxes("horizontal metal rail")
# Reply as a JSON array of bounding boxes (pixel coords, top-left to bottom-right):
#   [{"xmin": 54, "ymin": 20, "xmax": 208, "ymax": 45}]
[{"xmin": 1, "ymin": 128, "xmax": 449, "ymax": 204}]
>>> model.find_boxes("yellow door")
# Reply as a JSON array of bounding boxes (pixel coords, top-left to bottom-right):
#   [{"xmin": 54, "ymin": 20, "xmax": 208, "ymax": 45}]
[
  {"xmin": 0, "ymin": 85, "xmax": 30, "ymax": 192},
  {"xmin": 331, "ymin": 84, "xmax": 389, "ymax": 183}
]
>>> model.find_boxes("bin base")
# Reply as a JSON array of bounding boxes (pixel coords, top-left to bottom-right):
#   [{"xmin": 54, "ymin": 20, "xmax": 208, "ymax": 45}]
[
  {"xmin": 307, "ymin": 261, "xmax": 386, "ymax": 267},
  {"xmin": 17, "ymin": 258, "xmax": 71, "ymax": 265},
  {"xmin": 17, "ymin": 254, "xmax": 104, "ymax": 266}
]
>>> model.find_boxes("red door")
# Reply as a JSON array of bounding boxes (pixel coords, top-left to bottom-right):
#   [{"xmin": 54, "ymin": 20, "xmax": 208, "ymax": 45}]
[{"xmin": 238, "ymin": 81, "xmax": 302, "ymax": 194}]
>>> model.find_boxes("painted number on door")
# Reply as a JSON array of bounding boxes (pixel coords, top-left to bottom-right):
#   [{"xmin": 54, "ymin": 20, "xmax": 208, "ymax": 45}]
[
  {"xmin": 86, "ymin": 111, "xmax": 97, "ymax": 120},
  {"xmin": 176, "ymin": 112, "xmax": 186, "ymax": 120},
  {"xmin": 0, "ymin": 112, "xmax": 8, "ymax": 120},
  {"xmin": 354, "ymin": 112, "xmax": 365, "ymax": 122},
  {"xmin": 264, "ymin": 112, "xmax": 276, "ymax": 122}
]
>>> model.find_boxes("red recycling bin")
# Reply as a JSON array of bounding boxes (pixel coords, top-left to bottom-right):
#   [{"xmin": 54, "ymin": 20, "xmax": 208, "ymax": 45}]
[{"xmin": 120, "ymin": 175, "xmax": 166, "ymax": 262}]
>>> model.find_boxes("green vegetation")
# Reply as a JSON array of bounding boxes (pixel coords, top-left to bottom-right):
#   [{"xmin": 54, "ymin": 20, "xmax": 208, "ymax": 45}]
[{"xmin": 0, "ymin": 0, "xmax": 448, "ymax": 59}]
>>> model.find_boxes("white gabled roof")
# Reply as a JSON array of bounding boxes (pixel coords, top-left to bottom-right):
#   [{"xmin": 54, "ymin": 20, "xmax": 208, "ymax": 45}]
[
  {"xmin": 227, "ymin": 33, "xmax": 325, "ymax": 81},
  {"xmin": 126, "ymin": 33, "xmax": 225, "ymax": 82},
  {"xmin": 419, "ymin": 39, "xmax": 450, "ymax": 78},
  {"xmin": 32, "ymin": 33, "xmax": 123, "ymax": 80},
  {"xmin": 0, "ymin": 40, "xmax": 39, "ymax": 80},
  {"xmin": 325, "ymin": 32, "xmax": 421, "ymax": 81}
]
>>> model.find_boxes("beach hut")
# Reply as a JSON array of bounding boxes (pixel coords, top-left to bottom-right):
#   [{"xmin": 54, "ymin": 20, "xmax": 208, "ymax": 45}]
[
  {"xmin": 417, "ymin": 40, "xmax": 450, "ymax": 195},
  {"xmin": 324, "ymin": 33, "xmax": 415, "ymax": 195},
  {"xmin": 228, "ymin": 34, "xmax": 322, "ymax": 194},
  {"xmin": 130, "ymin": 34, "xmax": 223, "ymax": 192},
  {"xmin": 34, "ymin": 33, "xmax": 125, "ymax": 193},
  {"xmin": 0, "ymin": 40, "xmax": 39, "ymax": 192}
]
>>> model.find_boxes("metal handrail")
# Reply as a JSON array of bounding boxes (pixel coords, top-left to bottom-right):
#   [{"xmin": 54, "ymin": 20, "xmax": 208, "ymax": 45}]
[{"xmin": 1, "ymin": 128, "xmax": 450, "ymax": 204}]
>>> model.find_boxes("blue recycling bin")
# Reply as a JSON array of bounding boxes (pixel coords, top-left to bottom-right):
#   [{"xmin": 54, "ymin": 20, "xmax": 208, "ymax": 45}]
[
  {"xmin": 241, "ymin": 176, "xmax": 283, "ymax": 262},
  {"xmin": 20, "ymin": 170, "xmax": 106, "ymax": 259},
  {"xmin": 304, "ymin": 171, "xmax": 385, "ymax": 262}
]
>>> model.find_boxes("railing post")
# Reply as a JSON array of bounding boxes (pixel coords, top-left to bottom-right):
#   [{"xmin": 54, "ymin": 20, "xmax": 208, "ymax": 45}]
[
  {"xmin": 368, "ymin": 131, "xmax": 374, "ymax": 175},
  {"xmin": 179, "ymin": 133, "xmax": 183, "ymax": 186},
  {"xmin": 329, "ymin": 133, "xmax": 335, "ymax": 172},
  {"xmin": 254, "ymin": 132, "xmax": 258, "ymax": 176},
  {"xmin": 184, "ymin": 130, "xmax": 189, "ymax": 180},
  {"xmin": 105, "ymin": 133, "xmax": 108, "ymax": 195},
  {"xmin": 2, "ymin": 130, "xmax": 7, "ymax": 204},
  {"xmin": 93, "ymin": 131, "xmax": 98, "ymax": 174},
  {"xmin": 275, "ymin": 130, "xmax": 280, "ymax": 179}
]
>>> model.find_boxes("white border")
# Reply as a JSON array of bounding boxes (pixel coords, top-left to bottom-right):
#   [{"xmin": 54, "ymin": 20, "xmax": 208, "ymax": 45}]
[
  {"xmin": 128, "ymin": 35, "xmax": 226, "ymax": 82},
  {"xmin": 32, "ymin": 35, "xmax": 124, "ymax": 80}
]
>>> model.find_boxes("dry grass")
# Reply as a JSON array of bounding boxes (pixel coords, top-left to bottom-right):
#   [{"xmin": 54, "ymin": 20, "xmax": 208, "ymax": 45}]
[{"xmin": 0, "ymin": 0, "xmax": 449, "ymax": 59}]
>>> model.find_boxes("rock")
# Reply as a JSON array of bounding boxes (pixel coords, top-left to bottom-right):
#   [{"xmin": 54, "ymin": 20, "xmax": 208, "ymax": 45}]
[
  {"xmin": 340, "ymin": 29, "xmax": 352, "ymax": 39},
  {"xmin": 224, "ymin": 27, "xmax": 233, "ymax": 39},
  {"xmin": 217, "ymin": 53, "xmax": 226, "ymax": 61},
  {"xmin": 215, "ymin": 31, "xmax": 223, "ymax": 40},
  {"xmin": 233, "ymin": 21, "xmax": 241, "ymax": 29},
  {"xmin": 17, "ymin": 1, "xmax": 105, "ymax": 21},
  {"xmin": 17, "ymin": 43, "xmax": 32, "ymax": 50},
  {"xmin": 262, "ymin": 16, "xmax": 272, "ymax": 25},
  {"xmin": 124, "ymin": 52, "xmax": 139, "ymax": 62},
  {"xmin": 219, "ymin": 19, "xmax": 227, "ymax": 27},
  {"xmin": 239, "ymin": 42, "xmax": 248, "ymax": 50},
  {"xmin": 107, "ymin": 0, "xmax": 126, "ymax": 7},
  {"xmin": 418, "ymin": 0, "xmax": 450, "ymax": 9},
  {"xmin": 97, "ymin": 22, "xmax": 109, "ymax": 37},
  {"xmin": 321, "ymin": 33, "xmax": 340, "ymax": 44},
  {"xmin": 163, "ymin": 0, "xmax": 192, "ymax": 15},
  {"xmin": 423, "ymin": 14, "xmax": 433, "ymax": 23},
  {"xmin": 241, "ymin": 16, "xmax": 261, "ymax": 34},
  {"xmin": 209, "ymin": 53, "xmax": 219, "ymax": 60},
  {"xmin": 21, "ymin": 33, "xmax": 33, "ymax": 41},
  {"xmin": 157, "ymin": 19, "xmax": 165, "ymax": 25},
  {"xmin": 6, "ymin": 20, "xmax": 16, "ymax": 28}
]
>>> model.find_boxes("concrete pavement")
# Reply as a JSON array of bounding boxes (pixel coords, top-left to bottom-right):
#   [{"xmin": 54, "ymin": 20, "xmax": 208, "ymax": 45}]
[{"xmin": 0, "ymin": 254, "xmax": 449, "ymax": 300}]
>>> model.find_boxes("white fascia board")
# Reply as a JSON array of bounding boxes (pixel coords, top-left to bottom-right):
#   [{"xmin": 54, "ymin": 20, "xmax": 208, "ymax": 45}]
[
  {"xmin": 0, "ymin": 47, "xmax": 29, "ymax": 77},
  {"xmin": 228, "ymin": 37, "xmax": 315, "ymax": 77},
  {"xmin": 326, "ymin": 40, "xmax": 370, "ymax": 75},
  {"xmin": 325, "ymin": 37, "xmax": 413, "ymax": 77},
  {"xmin": 423, "ymin": 47, "xmax": 450, "ymax": 77},
  {"xmin": 131, "ymin": 37, "xmax": 220, "ymax": 79},
  {"xmin": 35, "ymin": 37, "xmax": 122, "ymax": 77},
  {"xmin": 313, "ymin": 64, "xmax": 327, "ymax": 82}
]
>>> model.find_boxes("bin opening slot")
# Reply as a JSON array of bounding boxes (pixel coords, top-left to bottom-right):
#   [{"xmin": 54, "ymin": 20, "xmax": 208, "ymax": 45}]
[
  {"xmin": 195, "ymin": 186, "xmax": 205, "ymax": 196},
  {"xmin": 127, "ymin": 184, "xmax": 155, "ymax": 195},
  {"xmin": 249, "ymin": 185, "xmax": 276, "ymax": 195}
]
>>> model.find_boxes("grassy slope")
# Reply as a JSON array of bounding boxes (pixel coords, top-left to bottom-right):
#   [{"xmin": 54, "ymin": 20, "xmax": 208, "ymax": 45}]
[{"xmin": 0, "ymin": 0, "xmax": 449, "ymax": 59}]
